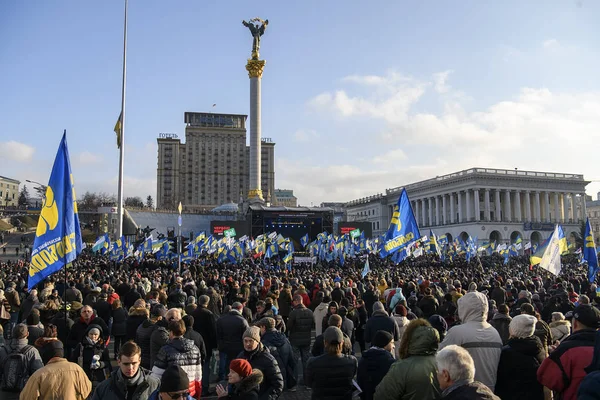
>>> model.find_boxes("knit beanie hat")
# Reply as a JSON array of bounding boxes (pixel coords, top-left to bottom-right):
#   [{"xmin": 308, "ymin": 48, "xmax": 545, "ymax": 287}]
[
  {"xmin": 243, "ymin": 326, "xmax": 261, "ymax": 343},
  {"xmin": 372, "ymin": 330, "xmax": 393, "ymax": 348},
  {"xmin": 394, "ymin": 305, "xmax": 407, "ymax": 317},
  {"xmin": 230, "ymin": 358, "xmax": 253, "ymax": 378},
  {"xmin": 160, "ymin": 365, "xmax": 189, "ymax": 393}
]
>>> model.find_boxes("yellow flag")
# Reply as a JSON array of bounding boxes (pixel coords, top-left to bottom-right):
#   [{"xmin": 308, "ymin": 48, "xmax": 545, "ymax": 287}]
[{"xmin": 114, "ymin": 111, "xmax": 123, "ymax": 149}]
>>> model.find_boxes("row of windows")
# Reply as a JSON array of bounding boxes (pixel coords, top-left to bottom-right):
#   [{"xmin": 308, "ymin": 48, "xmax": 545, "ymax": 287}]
[{"xmin": 0, "ymin": 183, "xmax": 18, "ymax": 190}]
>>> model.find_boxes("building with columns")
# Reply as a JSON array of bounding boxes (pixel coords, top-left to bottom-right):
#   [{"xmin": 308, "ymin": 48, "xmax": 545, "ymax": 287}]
[
  {"xmin": 586, "ymin": 193, "xmax": 600, "ymax": 244},
  {"xmin": 345, "ymin": 167, "xmax": 588, "ymax": 244}
]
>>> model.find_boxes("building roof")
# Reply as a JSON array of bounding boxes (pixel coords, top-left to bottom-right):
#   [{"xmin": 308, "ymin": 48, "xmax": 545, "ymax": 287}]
[
  {"xmin": 127, "ymin": 210, "xmax": 237, "ymax": 237},
  {"xmin": 0, "ymin": 176, "xmax": 20, "ymax": 184},
  {"xmin": 211, "ymin": 202, "xmax": 239, "ymax": 213},
  {"xmin": 248, "ymin": 204, "xmax": 333, "ymax": 213}
]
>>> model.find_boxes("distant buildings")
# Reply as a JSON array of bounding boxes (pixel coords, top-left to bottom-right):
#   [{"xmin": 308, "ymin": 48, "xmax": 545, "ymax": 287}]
[
  {"xmin": 273, "ymin": 189, "xmax": 297, "ymax": 207},
  {"xmin": 156, "ymin": 112, "xmax": 275, "ymax": 210},
  {"xmin": 0, "ymin": 176, "xmax": 20, "ymax": 207},
  {"xmin": 586, "ymin": 193, "xmax": 600, "ymax": 244},
  {"xmin": 344, "ymin": 167, "xmax": 588, "ymax": 244}
]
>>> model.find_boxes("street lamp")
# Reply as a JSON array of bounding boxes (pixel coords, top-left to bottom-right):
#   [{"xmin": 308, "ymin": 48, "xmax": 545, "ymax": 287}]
[{"xmin": 26, "ymin": 180, "xmax": 47, "ymax": 206}]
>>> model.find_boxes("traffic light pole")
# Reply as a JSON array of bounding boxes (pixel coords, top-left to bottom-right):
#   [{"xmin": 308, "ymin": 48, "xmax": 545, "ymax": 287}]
[{"xmin": 178, "ymin": 226, "xmax": 182, "ymax": 276}]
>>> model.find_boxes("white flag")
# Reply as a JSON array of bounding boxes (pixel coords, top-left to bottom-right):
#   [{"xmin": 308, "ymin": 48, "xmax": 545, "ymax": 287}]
[
  {"xmin": 524, "ymin": 241, "xmax": 531, "ymax": 250},
  {"xmin": 539, "ymin": 225, "xmax": 562, "ymax": 276}
]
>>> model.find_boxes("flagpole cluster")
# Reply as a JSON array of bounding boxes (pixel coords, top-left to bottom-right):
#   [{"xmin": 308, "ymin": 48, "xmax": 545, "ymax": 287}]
[{"xmin": 116, "ymin": 0, "xmax": 128, "ymax": 238}]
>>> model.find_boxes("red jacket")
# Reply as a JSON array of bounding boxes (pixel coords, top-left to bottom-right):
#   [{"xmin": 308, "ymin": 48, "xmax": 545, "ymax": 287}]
[{"xmin": 537, "ymin": 328, "xmax": 596, "ymax": 400}]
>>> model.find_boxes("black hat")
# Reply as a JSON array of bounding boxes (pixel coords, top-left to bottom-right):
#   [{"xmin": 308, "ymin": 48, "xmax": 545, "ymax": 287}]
[
  {"xmin": 47, "ymin": 340, "xmax": 64, "ymax": 358},
  {"xmin": 372, "ymin": 330, "xmax": 393, "ymax": 348},
  {"xmin": 573, "ymin": 305, "xmax": 600, "ymax": 328},
  {"xmin": 160, "ymin": 365, "xmax": 189, "ymax": 393}
]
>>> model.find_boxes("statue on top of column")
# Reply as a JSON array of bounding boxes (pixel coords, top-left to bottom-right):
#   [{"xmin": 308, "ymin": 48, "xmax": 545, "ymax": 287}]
[{"xmin": 243, "ymin": 18, "xmax": 268, "ymax": 60}]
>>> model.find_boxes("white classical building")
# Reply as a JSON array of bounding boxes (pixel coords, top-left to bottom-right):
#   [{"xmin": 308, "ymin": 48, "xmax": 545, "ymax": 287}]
[{"xmin": 346, "ymin": 167, "xmax": 588, "ymax": 245}]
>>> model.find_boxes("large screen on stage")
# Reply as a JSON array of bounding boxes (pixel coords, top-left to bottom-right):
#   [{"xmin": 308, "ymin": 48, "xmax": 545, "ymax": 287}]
[
  {"xmin": 337, "ymin": 221, "xmax": 373, "ymax": 238},
  {"xmin": 210, "ymin": 220, "xmax": 249, "ymax": 237}
]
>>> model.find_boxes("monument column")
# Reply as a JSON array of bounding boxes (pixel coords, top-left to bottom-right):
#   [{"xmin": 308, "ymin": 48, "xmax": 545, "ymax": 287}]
[
  {"xmin": 244, "ymin": 18, "xmax": 269, "ymax": 201},
  {"xmin": 450, "ymin": 193, "xmax": 456, "ymax": 223}
]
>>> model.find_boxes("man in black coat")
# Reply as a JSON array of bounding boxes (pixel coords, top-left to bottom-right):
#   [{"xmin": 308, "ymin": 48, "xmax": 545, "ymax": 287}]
[
  {"xmin": 67, "ymin": 305, "xmax": 109, "ymax": 356},
  {"xmin": 182, "ymin": 315, "xmax": 206, "ymax": 364},
  {"xmin": 216, "ymin": 302, "xmax": 249, "ymax": 380},
  {"xmin": 357, "ymin": 330, "xmax": 395, "ymax": 400},
  {"xmin": 364, "ymin": 302, "xmax": 399, "ymax": 346},
  {"xmin": 287, "ymin": 294, "xmax": 313, "ymax": 384},
  {"xmin": 94, "ymin": 293, "xmax": 112, "ymax": 327},
  {"xmin": 257, "ymin": 317, "xmax": 296, "ymax": 391},
  {"xmin": 136, "ymin": 304, "xmax": 166, "ymax": 370},
  {"xmin": 167, "ymin": 284, "xmax": 187, "ymax": 310},
  {"xmin": 238, "ymin": 326, "xmax": 284, "ymax": 400},
  {"xmin": 192, "ymin": 295, "xmax": 218, "ymax": 396},
  {"xmin": 150, "ymin": 308, "xmax": 180, "ymax": 368}
]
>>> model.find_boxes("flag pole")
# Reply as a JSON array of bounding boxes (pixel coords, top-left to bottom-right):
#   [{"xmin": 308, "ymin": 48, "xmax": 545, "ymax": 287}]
[{"xmin": 117, "ymin": 0, "xmax": 128, "ymax": 238}]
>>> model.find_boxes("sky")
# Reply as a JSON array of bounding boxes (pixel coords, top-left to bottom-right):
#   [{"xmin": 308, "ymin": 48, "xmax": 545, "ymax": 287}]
[{"xmin": 2, "ymin": 1, "xmax": 600, "ymax": 206}]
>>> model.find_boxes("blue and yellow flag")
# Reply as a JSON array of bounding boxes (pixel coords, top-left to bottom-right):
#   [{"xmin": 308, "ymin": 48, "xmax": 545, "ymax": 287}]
[
  {"xmin": 300, "ymin": 234, "xmax": 309, "ymax": 248},
  {"xmin": 380, "ymin": 189, "xmax": 420, "ymax": 258},
  {"xmin": 584, "ymin": 218, "xmax": 599, "ymax": 282},
  {"xmin": 29, "ymin": 133, "xmax": 82, "ymax": 290}
]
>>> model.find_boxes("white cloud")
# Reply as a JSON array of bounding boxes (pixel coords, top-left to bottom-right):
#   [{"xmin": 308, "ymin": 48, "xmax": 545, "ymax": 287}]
[
  {"xmin": 0, "ymin": 141, "xmax": 35, "ymax": 162},
  {"xmin": 433, "ymin": 70, "xmax": 453, "ymax": 94},
  {"xmin": 543, "ymin": 39, "xmax": 560, "ymax": 49},
  {"xmin": 293, "ymin": 70, "xmax": 600, "ymax": 205},
  {"xmin": 293, "ymin": 129, "xmax": 319, "ymax": 143},
  {"xmin": 77, "ymin": 151, "xmax": 103, "ymax": 165}
]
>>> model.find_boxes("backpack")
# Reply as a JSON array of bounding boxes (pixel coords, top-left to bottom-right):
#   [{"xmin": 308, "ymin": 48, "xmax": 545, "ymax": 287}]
[{"xmin": 1, "ymin": 345, "xmax": 32, "ymax": 392}]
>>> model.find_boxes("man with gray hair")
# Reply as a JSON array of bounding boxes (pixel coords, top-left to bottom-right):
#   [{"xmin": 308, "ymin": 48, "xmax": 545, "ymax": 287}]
[
  {"xmin": 0, "ymin": 324, "xmax": 43, "ymax": 398},
  {"xmin": 436, "ymin": 345, "xmax": 499, "ymax": 399}
]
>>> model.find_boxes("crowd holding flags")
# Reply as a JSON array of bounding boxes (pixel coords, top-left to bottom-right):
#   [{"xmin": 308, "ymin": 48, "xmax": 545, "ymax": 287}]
[
  {"xmin": 29, "ymin": 132, "xmax": 83, "ymax": 290},
  {"xmin": 584, "ymin": 218, "xmax": 599, "ymax": 282}
]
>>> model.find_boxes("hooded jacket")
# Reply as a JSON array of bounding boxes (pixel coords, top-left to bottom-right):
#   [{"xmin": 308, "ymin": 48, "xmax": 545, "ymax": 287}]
[
  {"xmin": 125, "ymin": 306, "xmax": 149, "ymax": 342},
  {"xmin": 227, "ymin": 369, "xmax": 264, "ymax": 400},
  {"xmin": 238, "ymin": 343, "xmax": 284, "ymax": 400},
  {"xmin": 151, "ymin": 336, "xmax": 202, "ymax": 398},
  {"xmin": 136, "ymin": 319, "xmax": 159, "ymax": 370},
  {"xmin": 489, "ymin": 313, "xmax": 511, "ymax": 345},
  {"xmin": 364, "ymin": 310, "xmax": 400, "ymax": 344},
  {"xmin": 549, "ymin": 319, "xmax": 571, "ymax": 343},
  {"xmin": 313, "ymin": 302, "xmax": 329, "ymax": 336},
  {"xmin": 287, "ymin": 303, "xmax": 314, "ymax": 347},
  {"xmin": 439, "ymin": 291, "xmax": 502, "ymax": 392},
  {"xmin": 261, "ymin": 329, "xmax": 296, "ymax": 389},
  {"xmin": 67, "ymin": 314, "xmax": 109, "ymax": 355},
  {"xmin": 217, "ymin": 309, "xmax": 249, "ymax": 359},
  {"xmin": 70, "ymin": 324, "xmax": 111, "ymax": 383},
  {"xmin": 374, "ymin": 325, "xmax": 441, "ymax": 400},
  {"xmin": 495, "ymin": 336, "xmax": 545, "ymax": 400}
]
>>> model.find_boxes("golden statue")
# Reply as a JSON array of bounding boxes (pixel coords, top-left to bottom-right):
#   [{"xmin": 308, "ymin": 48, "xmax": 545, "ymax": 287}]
[{"xmin": 242, "ymin": 18, "xmax": 268, "ymax": 60}]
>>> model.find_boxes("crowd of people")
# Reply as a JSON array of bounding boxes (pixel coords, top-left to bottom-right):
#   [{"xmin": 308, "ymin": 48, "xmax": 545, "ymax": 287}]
[{"xmin": 0, "ymin": 249, "xmax": 598, "ymax": 399}]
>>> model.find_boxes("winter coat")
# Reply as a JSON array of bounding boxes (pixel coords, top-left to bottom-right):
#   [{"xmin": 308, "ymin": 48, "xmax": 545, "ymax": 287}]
[
  {"xmin": 313, "ymin": 302, "xmax": 329, "ymax": 336},
  {"xmin": 136, "ymin": 319, "xmax": 159, "ymax": 370},
  {"xmin": 363, "ymin": 290, "xmax": 378, "ymax": 317},
  {"xmin": 533, "ymin": 318, "xmax": 553, "ymax": 354},
  {"xmin": 388, "ymin": 289, "xmax": 406, "ymax": 313},
  {"xmin": 237, "ymin": 344, "xmax": 284, "ymax": 400},
  {"xmin": 167, "ymin": 289, "xmax": 187, "ymax": 309},
  {"xmin": 0, "ymin": 338, "xmax": 44, "ymax": 390},
  {"xmin": 192, "ymin": 306, "xmax": 218, "ymax": 351},
  {"xmin": 67, "ymin": 315, "xmax": 109, "ymax": 354},
  {"xmin": 91, "ymin": 367, "xmax": 160, "ymax": 400},
  {"xmin": 151, "ymin": 337, "xmax": 202, "ymax": 397},
  {"xmin": 50, "ymin": 312, "xmax": 73, "ymax": 348},
  {"xmin": 261, "ymin": 329, "xmax": 296, "ymax": 389},
  {"xmin": 278, "ymin": 289, "xmax": 292, "ymax": 318},
  {"xmin": 123, "ymin": 290, "xmax": 142, "ymax": 311},
  {"xmin": 34, "ymin": 336, "xmax": 61, "ymax": 365},
  {"xmin": 374, "ymin": 325, "xmax": 441, "ymax": 400},
  {"xmin": 226, "ymin": 370, "xmax": 263, "ymax": 400},
  {"xmin": 364, "ymin": 310, "xmax": 400, "ymax": 344},
  {"xmin": 549, "ymin": 319, "xmax": 571, "ymax": 343},
  {"xmin": 65, "ymin": 287, "xmax": 83, "ymax": 303},
  {"xmin": 287, "ymin": 304, "xmax": 313, "ymax": 347},
  {"xmin": 331, "ymin": 288, "xmax": 344, "ymax": 305},
  {"xmin": 489, "ymin": 313, "xmax": 511, "ymax": 345},
  {"xmin": 70, "ymin": 324, "xmax": 111, "ymax": 384},
  {"xmin": 125, "ymin": 307, "xmax": 148, "ymax": 342},
  {"xmin": 305, "ymin": 352, "xmax": 358, "ymax": 400},
  {"xmin": 440, "ymin": 292, "xmax": 502, "ymax": 392},
  {"xmin": 495, "ymin": 336, "xmax": 545, "ymax": 400},
  {"xmin": 184, "ymin": 327, "xmax": 207, "ymax": 364},
  {"xmin": 217, "ymin": 310, "xmax": 249, "ymax": 360},
  {"xmin": 312, "ymin": 332, "xmax": 353, "ymax": 357},
  {"xmin": 149, "ymin": 320, "xmax": 169, "ymax": 369},
  {"xmin": 111, "ymin": 306, "xmax": 128, "ymax": 337},
  {"xmin": 19, "ymin": 296, "xmax": 39, "ymax": 322},
  {"xmin": 442, "ymin": 381, "xmax": 500, "ymax": 400},
  {"xmin": 491, "ymin": 286, "xmax": 506, "ymax": 307},
  {"xmin": 27, "ymin": 325, "xmax": 44, "ymax": 346},
  {"xmin": 578, "ymin": 330, "xmax": 600, "ymax": 399},
  {"xmin": 5, "ymin": 287, "xmax": 20, "ymax": 312},
  {"xmin": 357, "ymin": 347, "xmax": 394, "ymax": 400},
  {"xmin": 94, "ymin": 300, "xmax": 112, "ymax": 325},
  {"xmin": 537, "ymin": 328, "xmax": 596, "ymax": 400},
  {"xmin": 20, "ymin": 357, "xmax": 92, "ymax": 400}
]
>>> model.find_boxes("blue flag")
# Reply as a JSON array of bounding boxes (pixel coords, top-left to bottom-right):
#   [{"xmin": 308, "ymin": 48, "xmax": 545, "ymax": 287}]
[
  {"xmin": 29, "ymin": 133, "xmax": 82, "ymax": 290},
  {"xmin": 584, "ymin": 218, "xmax": 599, "ymax": 283},
  {"xmin": 361, "ymin": 258, "xmax": 370, "ymax": 278},
  {"xmin": 380, "ymin": 189, "xmax": 420, "ymax": 258},
  {"xmin": 300, "ymin": 234, "xmax": 309, "ymax": 248}
]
